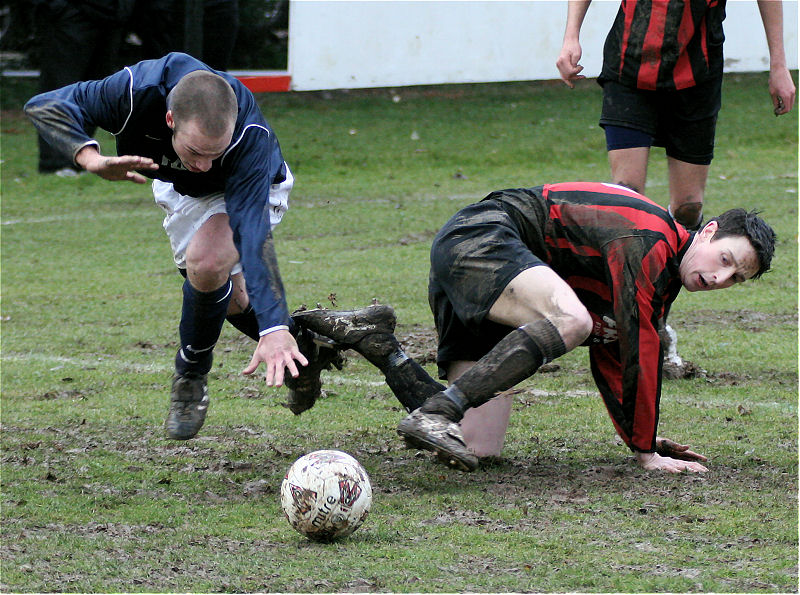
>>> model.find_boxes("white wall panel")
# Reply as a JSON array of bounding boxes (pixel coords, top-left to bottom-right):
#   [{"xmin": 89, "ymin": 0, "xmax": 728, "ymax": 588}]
[{"xmin": 287, "ymin": 0, "xmax": 798, "ymax": 91}]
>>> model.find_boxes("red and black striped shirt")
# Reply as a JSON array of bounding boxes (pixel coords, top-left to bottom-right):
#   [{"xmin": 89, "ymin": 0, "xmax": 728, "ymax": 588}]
[
  {"xmin": 599, "ymin": 0, "xmax": 727, "ymax": 91},
  {"xmin": 489, "ymin": 182, "xmax": 692, "ymax": 452}
]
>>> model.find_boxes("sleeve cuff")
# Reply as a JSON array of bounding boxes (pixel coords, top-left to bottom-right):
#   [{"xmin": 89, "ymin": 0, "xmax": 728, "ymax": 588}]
[
  {"xmin": 259, "ymin": 324, "xmax": 290, "ymax": 337},
  {"xmin": 72, "ymin": 140, "xmax": 100, "ymax": 166}
]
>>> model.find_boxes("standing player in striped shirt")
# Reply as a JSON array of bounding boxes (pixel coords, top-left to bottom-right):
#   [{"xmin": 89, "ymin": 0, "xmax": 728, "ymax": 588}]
[
  {"xmin": 556, "ymin": 0, "xmax": 795, "ymax": 230},
  {"xmin": 295, "ymin": 182, "xmax": 775, "ymax": 473},
  {"xmin": 556, "ymin": 0, "xmax": 794, "ymax": 377}
]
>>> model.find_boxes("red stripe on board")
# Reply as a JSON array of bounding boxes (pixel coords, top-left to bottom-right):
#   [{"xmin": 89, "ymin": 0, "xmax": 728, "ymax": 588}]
[{"xmin": 236, "ymin": 75, "xmax": 292, "ymax": 93}]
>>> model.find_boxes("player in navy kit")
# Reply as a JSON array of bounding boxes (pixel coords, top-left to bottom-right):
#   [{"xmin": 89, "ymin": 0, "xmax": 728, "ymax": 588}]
[{"xmin": 24, "ymin": 52, "xmax": 341, "ymax": 440}]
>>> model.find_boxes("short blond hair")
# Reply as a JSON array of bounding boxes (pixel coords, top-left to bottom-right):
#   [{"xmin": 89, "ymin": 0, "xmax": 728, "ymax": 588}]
[{"xmin": 167, "ymin": 70, "xmax": 237, "ymax": 137}]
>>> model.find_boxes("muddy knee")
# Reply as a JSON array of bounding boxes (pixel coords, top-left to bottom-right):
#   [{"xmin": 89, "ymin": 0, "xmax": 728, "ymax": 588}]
[{"xmin": 672, "ymin": 201, "xmax": 703, "ymax": 230}]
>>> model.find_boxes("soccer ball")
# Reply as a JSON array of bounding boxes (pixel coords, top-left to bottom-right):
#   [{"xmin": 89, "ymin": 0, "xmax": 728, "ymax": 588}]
[{"xmin": 280, "ymin": 450, "xmax": 372, "ymax": 541}]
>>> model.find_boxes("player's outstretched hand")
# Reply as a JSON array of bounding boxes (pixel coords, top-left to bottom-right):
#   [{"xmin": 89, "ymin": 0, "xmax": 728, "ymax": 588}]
[
  {"xmin": 655, "ymin": 436, "xmax": 708, "ymax": 462},
  {"xmin": 243, "ymin": 329, "xmax": 309, "ymax": 387},
  {"xmin": 75, "ymin": 146, "xmax": 158, "ymax": 183},
  {"xmin": 636, "ymin": 451, "xmax": 708, "ymax": 474}
]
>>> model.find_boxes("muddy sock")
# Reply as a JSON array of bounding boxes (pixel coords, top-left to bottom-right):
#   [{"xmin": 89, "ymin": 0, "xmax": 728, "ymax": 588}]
[
  {"xmin": 422, "ymin": 319, "xmax": 567, "ymax": 420},
  {"xmin": 419, "ymin": 384, "xmax": 468, "ymax": 422},
  {"xmin": 355, "ymin": 333, "xmax": 445, "ymax": 412},
  {"xmin": 175, "ymin": 278, "xmax": 233, "ymax": 376},
  {"xmin": 226, "ymin": 304, "xmax": 260, "ymax": 341}
]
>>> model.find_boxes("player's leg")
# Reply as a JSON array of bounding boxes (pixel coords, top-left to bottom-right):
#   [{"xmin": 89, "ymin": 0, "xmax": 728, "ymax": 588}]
[
  {"xmin": 600, "ymin": 81, "xmax": 657, "ymax": 194},
  {"xmin": 399, "ymin": 266, "xmax": 591, "ymax": 471},
  {"xmin": 421, "ymin": 266, "xmax": 590, "ymax": 418},
  {"xmin": 154, "ymin": 183, "xmax": 237, "ymax": 439},
  {"xmin": 292, "ymin": 305, "xmax": 444, "ymax": 413},
  {"xmin": 455, "ymin": 264, "xmax": 596, "ymax": 457},
  {"xmin": 660, "ymin": 78, "xmax": 719, "ymax": 231},
  {"xmin": 164, "ymin": 212, "xmax": 238, "ymax": 440},
  {"xmin": 608, "ymin": 145, "xmax": 650, "ymax": 193},
  {"xmin": 666, "ymin": 158, "xmax": 709, "ymax": 230}
]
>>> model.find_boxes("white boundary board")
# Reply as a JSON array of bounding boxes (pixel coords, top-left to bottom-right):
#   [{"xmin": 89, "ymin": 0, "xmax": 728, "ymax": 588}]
[{"xmin": 287, "ymin": 0, "xmax": 799, "ymax": 91}]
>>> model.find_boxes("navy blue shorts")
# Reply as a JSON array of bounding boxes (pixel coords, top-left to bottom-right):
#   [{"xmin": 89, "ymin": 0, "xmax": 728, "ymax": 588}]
[
  {"xmin": 599, "ymin": 77, "xmax": 722, "ymax": 165},
  {"xmin": 428, "ymin": 199, "xmax": 546, "ymax": 377}
]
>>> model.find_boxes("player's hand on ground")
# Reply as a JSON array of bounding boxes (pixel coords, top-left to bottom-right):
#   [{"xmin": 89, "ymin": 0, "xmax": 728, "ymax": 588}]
[
  {"xmin": 655, "ymin": 436, "xmax": 708, "ymax": 462},
  {"xmin": 636, "ymin": 451, "xmax": 708, "ymax": 473},
  {"xmin": 242, "ymin": 329, "xmax": 308, "ymax": 387},
  {"xmin": 769, "ymin": 67, "xmax": 796, "ymax": 115},
  {"xmin": 75, "ymin": 146, "xmax": 158, "ymax": 183},
  {"xmin": 556, "ymin": 40, "xmax": 585, "ymax": 88}
]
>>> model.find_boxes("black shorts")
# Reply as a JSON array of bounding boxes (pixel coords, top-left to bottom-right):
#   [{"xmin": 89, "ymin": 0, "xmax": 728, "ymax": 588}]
[
  {"xmin": 428, "ymin": 199, "xmax": 546, "ymax": 378},
  {"xmin": 599, "ymin": 77, "xmax": 722, "ymax": 165}
]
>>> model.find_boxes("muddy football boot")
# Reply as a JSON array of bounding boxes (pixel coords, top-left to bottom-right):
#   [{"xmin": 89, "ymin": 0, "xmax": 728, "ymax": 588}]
[
  {"xmin": 397, "ymin": 409, "xmax": 479, "ymax": 472},
  {"xmin": 165, "ymin": 372, "xmax": 209, "ymax": 440},
  {"xmin": 291, "ymin": 305, "xmax": 397, "ymax": 345},
  {"xmin": 285, "ymin": 329, "xmax": 347, "ymax": 415}
]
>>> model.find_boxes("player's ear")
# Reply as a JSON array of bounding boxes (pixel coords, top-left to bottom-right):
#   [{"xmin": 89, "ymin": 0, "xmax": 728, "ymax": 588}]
[
  {"xmin": 700, "ymin": 219, "xmax": 718, "ymax": 240},
  {"xmin": 165, "ymin": 110, "xmax": 175, "ymax": 130}
]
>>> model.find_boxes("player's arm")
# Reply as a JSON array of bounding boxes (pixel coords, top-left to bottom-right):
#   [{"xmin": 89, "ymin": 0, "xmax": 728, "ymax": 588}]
[
  {"xmin": 556, "ymin": 0, "xmax": 592, "ymax": 87},
  {"xmin": 24, "ymin": 70, "xmax": 158, "ymax": 180},
  {"xmin": 223, "ymin": 131, "xmax": 306, "ymax": 386},
  {"xmin": 75, "ymin": 145, "xmax": 157, "ymax": 183},
  {"xmin": 756, "ymin": 0, "xmax": 796, "ymax": 115},
  {"xmin": 594, "ymin": 238, "xmax": 708, "ymax": 473}
]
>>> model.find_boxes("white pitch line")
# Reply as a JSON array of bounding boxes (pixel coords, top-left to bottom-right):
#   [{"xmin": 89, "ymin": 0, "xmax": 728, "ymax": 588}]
[
  {"xmin": 2, "ymin": 352, "xmax": 171, "ymax": 373},
  {"xmin": 4, "ymin": 173, "xmax": 795, "ymax": 226},
  {"xmin": 1, "ymin": 210, "xmax": 158, "ymax": 226},
  {"xmin": 3, "ymin": 353, "xmax": 794, "ymax": 411}
]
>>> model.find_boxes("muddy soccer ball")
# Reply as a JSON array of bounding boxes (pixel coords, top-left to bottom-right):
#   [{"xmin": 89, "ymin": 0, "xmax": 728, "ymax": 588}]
[{"xmin": 280, "ymin": 450, "xmax": 372, "ymax": 541}]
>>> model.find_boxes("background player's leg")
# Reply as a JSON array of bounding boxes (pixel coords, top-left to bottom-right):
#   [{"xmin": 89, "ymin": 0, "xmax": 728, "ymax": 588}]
[
  {"xmin": 608, "ymin": 146, "xmax": 650, "ymax": 193},
  {"xmin": 667, "ymin": 157, "xmax": 710, "ymax": 230}
]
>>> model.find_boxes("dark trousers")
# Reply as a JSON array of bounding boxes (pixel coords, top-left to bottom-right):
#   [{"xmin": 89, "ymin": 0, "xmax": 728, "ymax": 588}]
[
  {"xmin": 33, "ymin": 3, "xmax": 126, "ymax": 172},
  {"xmin": 130, "ymin": 0, "xmax": 239, "ymax": 71}
]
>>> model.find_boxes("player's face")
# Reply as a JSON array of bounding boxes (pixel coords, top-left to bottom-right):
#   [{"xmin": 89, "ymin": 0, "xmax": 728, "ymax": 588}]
[
  {"xmin": 166, "ymin": 112, "xmax": 232, "ymax": 173},
  {"xmin": 679, "ymin": 221, "xmax": 759, "ymax": 292}
]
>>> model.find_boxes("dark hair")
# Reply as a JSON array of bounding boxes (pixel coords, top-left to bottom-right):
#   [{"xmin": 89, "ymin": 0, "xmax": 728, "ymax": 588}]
[
  {"xmin": 708, "ymin": 209, "xmax": 776, "ymax": 279},
  {"xmin": 166, "ymin": 70, "xmax": 237, "ymax": 137}
]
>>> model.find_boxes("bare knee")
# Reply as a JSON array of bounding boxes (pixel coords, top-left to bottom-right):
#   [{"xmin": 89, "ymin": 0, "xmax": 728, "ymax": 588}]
[
  {"xmin": 186, "ymin": 252, "xmax": 234, "ymax": 291},
  {"xmin": 551, "ymin": 305, "xmax": 592, "ymax": 350}
]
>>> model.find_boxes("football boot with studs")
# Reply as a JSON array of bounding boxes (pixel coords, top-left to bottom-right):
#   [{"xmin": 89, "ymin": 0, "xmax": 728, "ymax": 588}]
[
  {"xmin": 397, "ymin": 408, "xmax": 479, "ymax": 472},
  {"xmin": 165, "ymin": 372, "xmax": 210, "ymax": 440},
  {"xmin": 291, "ymin": 304, "xmax": 397, "ymax": 364},
  {"xmin": 285, "ymin": 329, "xmax": 347, "ymax": 415}
]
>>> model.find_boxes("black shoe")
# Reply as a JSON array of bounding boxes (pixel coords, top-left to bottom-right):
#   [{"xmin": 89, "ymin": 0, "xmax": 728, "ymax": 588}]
[
  {"xmin": 165, "ymin": 372, "xmax": 209, "ymax": 440},
  {"xmin": 397, "ymin": 409, "xmax": 478, "ymax": 472},
  {"xmin": 292, "ymin": 305, "xmax": 397, "ymax": 345},
  {"xmin": 285, "ymin": 329, "xmax": 346, "ymax": 415}
]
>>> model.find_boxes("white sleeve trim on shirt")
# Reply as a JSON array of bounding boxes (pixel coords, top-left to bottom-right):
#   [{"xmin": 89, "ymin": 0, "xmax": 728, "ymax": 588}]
[
  {"xmin": 259, "ymin": 325, "xmax": 289, "ymax": 337},
  {"xmin": 221, "ymin": 123, "xmax": 270, "ymax": 165},
  {"xmin": 113, "ymin": 67, "xmax": 135, "ymax": 136}
]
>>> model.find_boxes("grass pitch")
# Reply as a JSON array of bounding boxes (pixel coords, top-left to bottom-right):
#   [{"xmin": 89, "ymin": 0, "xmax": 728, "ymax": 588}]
[{"xmin": 1, "ymin": 73, "xmax": 797, "ymax": 592}]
